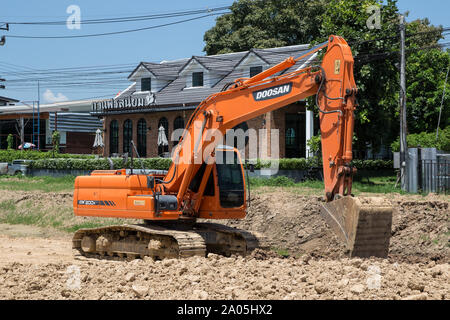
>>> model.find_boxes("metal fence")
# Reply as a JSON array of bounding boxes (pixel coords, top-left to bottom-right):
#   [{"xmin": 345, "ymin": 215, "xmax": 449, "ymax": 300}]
[{"xmin": 418, "ymin": 160, "xmax": 449, "ymax": 194}]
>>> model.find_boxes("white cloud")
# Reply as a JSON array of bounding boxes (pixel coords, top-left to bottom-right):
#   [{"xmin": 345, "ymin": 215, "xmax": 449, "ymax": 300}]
[{"xmin": 43, "ymin": 89, "xmax": 69, "ymax": 103}]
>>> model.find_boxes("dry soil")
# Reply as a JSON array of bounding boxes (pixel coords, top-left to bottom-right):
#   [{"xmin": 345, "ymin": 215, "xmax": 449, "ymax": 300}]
[{"xmin": 0, "ymin": 189, "xmax": 448, "ymax": 300}]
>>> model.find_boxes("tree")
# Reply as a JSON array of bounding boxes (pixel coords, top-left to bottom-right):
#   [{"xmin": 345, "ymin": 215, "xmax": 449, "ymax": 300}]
[
  {"xmin": 391, "ymin": 126, "xmax": 450, "ymax": 152},
  {"xmin": 405, "ymin": 49, "xmax": 450, "ymax": 133},
  {"xmin": 204, "ymin": 0, "xmax": 326, "ymax": 55},
  {"xmin": 204, "ymin": 0, "xmax": 445, "ymax": 157}
]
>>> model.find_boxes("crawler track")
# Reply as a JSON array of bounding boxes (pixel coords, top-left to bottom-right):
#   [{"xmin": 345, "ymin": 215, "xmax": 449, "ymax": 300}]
[{"xmin": 72, "ymin": 222, "xmax": 269, "ymax": 260}]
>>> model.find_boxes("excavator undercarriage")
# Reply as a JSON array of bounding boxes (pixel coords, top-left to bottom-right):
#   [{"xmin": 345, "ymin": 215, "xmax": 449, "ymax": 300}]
[{"xmin": 73, "ymin": 222, "xmax": 269, "ymax": 260}]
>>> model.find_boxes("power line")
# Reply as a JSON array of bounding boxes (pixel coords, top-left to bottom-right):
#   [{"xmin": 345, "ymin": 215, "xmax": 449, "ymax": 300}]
[
  {"xmin": 6, "ymin": 12, "xmax": 227, "ymax": 39},
  {"xmin": 1, "ymin": 6, "xmax": 231, "ymax": 26}
]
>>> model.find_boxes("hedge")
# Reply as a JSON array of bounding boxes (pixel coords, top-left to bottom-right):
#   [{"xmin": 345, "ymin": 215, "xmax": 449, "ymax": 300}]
[
  {"xmin": 29, "ymin": 157, "xmax": 172, "ymax": 171},
  {"xmin": 0, "ymin": 150, "xmax": 94, "ymax": 163},
  {"xmin": 28, "ymin": 157, "xmax": 393, "ymax": 171}
]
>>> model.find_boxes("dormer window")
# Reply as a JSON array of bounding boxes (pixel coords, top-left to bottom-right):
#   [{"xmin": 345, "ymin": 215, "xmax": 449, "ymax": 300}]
[
  {"xmin": 141, "ymin": 77, "xmax": 151, "ymax": 91},
  {"xmin": 192, "ymin": 72, "xmax": 204, "ymax": 87},
  {"xmin": 250, "ymin": 66, "xmax": 263, "ymax": 78}
]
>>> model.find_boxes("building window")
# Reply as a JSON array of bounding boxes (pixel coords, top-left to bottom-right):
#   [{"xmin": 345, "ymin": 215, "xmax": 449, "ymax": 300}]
[
  {"xmin": 173, "ymin": 116, "xmax": 185, "ymax": 146},
  {"xmin": 109, "ymin": 120, "xmax": 119, "ymax": 155},
  {"xmin": 192, "ymin": 72, "xmax": 204, "ymax": 87},
  {"xmin": 285, "ymin": 113, "xmax": 306, "ymax": 158},
  {"xmin": 250, "ymin": 66, "xmax": 263, "ymax": 78},
  {"xmin": 141, "ymin": 78, "xmax": 151, "ymax": 91},
  {"xmin": 137, "ymin": 118, "xmax": 147, "ymax": 157},
  {"xmin": 158, "ymin": 117, "xmax": 169, "ymax": 155},
  {"xmin": 123, "ymin": 119, "xmax": 133, "ymax": 154},
  {"xmin": 286, "ymin": 127, "xmax": 296, "ymax": 147}
]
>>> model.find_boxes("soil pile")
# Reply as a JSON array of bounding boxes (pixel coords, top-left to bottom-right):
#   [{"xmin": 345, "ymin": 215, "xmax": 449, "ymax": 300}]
[{"xmin": 222, "ymin": 192, "xmax": 449, "ymax": 263}]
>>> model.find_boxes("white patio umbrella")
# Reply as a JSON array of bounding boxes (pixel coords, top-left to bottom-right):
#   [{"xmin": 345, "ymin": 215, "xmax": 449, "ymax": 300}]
[
  {"xmin": 93, "ymin": 129, "xmax": 104, "ymax": 148},
  {"xmin": 18, "ymin": 142, "xmax": 36, "ymax": 150},
  {"xmin": 157, "ymin": 126, "xmax": 168, "ymax": 146}
]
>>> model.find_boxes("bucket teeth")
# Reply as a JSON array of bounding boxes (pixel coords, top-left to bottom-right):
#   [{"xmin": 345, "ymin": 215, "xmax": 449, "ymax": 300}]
[{"xmin": 320, "ymin": 197, "xmax": 393, "ymax": 258}]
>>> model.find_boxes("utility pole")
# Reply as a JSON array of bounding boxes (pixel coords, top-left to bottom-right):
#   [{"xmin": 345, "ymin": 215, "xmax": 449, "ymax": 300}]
[
  {"xmin": 0, "ymin": 23, "xmax": 8, "ymax": 46},
  {"xmin": 0, "ymin": 25, "xmax": 8, "ymax": 89},
  {"xmin": 37, "ymin": 80, "xmax": 41, "ymax": 150},
  {"xmin": 399, "ymin": 15, "xmax": 409, "ymax": 192}
]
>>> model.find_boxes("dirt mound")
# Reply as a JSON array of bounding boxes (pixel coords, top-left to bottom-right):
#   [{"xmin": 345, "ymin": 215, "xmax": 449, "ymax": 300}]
[
  {"xmin": 220, "ymin": 192, "xmax": 449, "ymax": 263},
  {"xmin": 221, "ymin": 191, "xmax": 346, "ymax": 258},
  {"xmin": 390, "ymin": 200, "xmax": 449, "ymax": 263}
]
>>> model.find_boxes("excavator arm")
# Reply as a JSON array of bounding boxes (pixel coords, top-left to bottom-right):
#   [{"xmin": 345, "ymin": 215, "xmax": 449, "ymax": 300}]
[
  {"xmin": 160, "ymin": 35, "xmax": 392, "ymax": 258},
  {"xmin": 164, "ymin": 36, "xmax": 357, "ymax": 204}
]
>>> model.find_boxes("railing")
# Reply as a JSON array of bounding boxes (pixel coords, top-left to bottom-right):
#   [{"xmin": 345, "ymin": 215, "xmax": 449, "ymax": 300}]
[{"xmin": 418, "ymin": 160, "xmax": 449, "ymax": 194}]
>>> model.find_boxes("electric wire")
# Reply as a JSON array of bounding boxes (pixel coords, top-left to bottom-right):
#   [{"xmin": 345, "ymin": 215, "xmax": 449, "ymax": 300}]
[
  {"xmin": 6, "ymin": 13, "xmax": 227, "ymax": 39},
  {"xmin": 1, "ymin": 6, "xmax": 231, "ymax": 26}
]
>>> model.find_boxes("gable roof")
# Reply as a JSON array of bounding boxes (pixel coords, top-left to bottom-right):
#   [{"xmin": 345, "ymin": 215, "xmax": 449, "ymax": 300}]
[
  {"xmin": 234, "ymin": 49, "xmax": 270, "ymax": 68},
  {"xmin": 96, "ymin": 43, "xmax": 314, "ymax": 114},
  {"xmin": 178, "ymin": 56, "xmax": 211, "ymax": 75},
  {"xmin": 128, "ymin": 60, "xmax": 188, "ymax": 81}
]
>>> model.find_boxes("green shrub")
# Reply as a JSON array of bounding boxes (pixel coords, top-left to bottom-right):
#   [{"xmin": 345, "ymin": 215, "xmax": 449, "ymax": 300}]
[
  {"xmin": 6, "ymin": 135, "xmax": 13, "ymax": 150},
  {"xmin": 52, "ymin": 131, "xmax": 61, "ymax": 154},
  {"xmin": 391, "ymin": 126, "xmax": 450, "ymax": 152},
  {"xmin": 307, "ymin": 134, "xmax": 321, "ymax": 156}
]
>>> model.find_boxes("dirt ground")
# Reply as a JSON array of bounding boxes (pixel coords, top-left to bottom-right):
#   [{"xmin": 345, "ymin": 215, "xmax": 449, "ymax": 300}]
[{"xmin": 0, "ymin": 189, "xmax": 448, "ymax": 300}]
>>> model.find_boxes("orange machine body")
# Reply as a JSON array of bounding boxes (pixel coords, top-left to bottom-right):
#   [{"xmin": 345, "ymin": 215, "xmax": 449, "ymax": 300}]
[
  {"xmin": 74, "ymin": 147, "xmax": 247, "ymax": 220},
  {"xmin": 74, "ymin": 35, "xmax": 357, "ymax": 221}
]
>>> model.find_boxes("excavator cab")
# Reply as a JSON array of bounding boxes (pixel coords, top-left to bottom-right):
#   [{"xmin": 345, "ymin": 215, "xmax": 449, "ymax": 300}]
[
  {"xmin": 194, "ymin": 146, "xmax": 247, "ymax": 219},
  {"xmin": 215, "ymin": 147, "xmax": 246, "ymax": 209}
]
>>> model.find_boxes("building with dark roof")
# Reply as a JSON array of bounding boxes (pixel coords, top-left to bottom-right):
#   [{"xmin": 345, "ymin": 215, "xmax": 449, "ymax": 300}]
[
  {"xmin": 0, "ymin": 96, "xmax": 19, "ymax": 106},
  {"xmin": 93, "ymin": 44, "xmax": 319, "ymax": 159}
]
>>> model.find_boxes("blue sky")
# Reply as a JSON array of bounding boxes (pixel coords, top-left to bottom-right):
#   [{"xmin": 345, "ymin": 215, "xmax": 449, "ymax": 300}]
[{"xmin": 0, "ymin": 0, "xmax": 448, "ymax": 103}]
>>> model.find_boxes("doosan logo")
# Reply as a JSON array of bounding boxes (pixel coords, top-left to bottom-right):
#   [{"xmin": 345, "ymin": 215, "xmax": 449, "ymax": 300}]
[{"xmin": 253, "ymin": 83, "xmax": 293, "ymax": 101}]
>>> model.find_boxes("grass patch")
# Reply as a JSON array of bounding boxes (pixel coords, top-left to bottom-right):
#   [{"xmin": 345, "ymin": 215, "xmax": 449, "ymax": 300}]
[
  {"xmin": 0, "ymin": 175, "xmax": 76, "ymax": 192},
  {"xmin": 0, "ymin": 192, "xmax": 130, "ymax": 234},
  {"xmin": 272, "ymin": 247, "xmax": 291, "ymax": 258},
  {"xmin": 63, "ymin": 222, "xmax": 112, "ymax": 233},
  {"xmin": 0, "ymin": 200, "xmax": 17, "ymax": 211},
  {"xmin": 250, "ymin": 175, "xmax": 405, "ymax": 195}
]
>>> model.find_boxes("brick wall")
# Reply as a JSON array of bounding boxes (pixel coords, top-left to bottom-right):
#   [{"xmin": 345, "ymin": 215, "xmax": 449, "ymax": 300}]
[
  {"xmin": 103, "ymin": 102, "xmax": 307, "ymax": 159},
  {"xmin": 65, "ymin": 131, "xmax": 95, "ymax": 154}
]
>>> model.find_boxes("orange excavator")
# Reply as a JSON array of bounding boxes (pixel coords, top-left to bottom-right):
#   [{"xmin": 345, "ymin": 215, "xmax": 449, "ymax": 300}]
[{"xmin": 73, "ymin": 36, "xmax": 393, "ymax": 260}]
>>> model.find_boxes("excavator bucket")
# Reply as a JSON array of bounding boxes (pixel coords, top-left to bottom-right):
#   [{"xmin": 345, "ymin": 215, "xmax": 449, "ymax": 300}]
[{"xmin": 320, "ymin": 197, "xmax": 393, "ymax": 258}]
